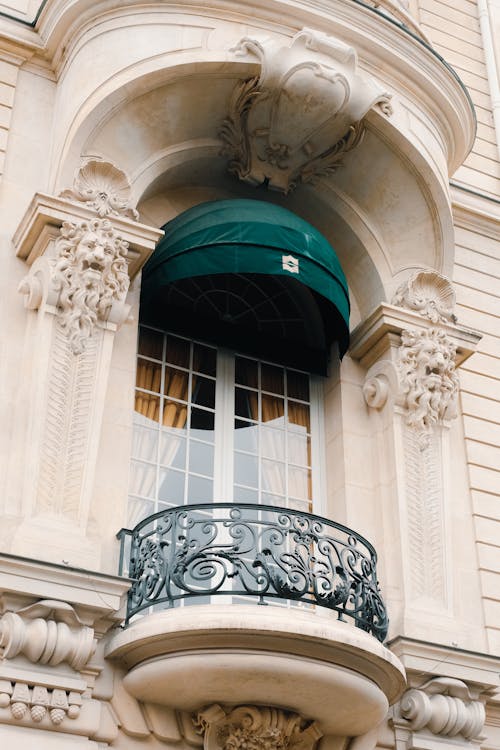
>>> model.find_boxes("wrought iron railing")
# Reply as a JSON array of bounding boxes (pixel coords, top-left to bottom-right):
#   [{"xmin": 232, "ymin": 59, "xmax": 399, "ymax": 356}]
[{"xmin": 117, "ymin": 503, "xmax": 388, "ymax": 641}]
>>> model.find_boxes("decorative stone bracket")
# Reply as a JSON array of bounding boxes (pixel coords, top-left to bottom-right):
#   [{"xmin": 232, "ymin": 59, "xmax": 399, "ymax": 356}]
[
  {"xmin": 222, "ymin": 28, "xmax": 392, "ymax": 193},
  {"xmin": 0, "ymin": 599, "xmax": 95, "ymax": 671},
  {"xmin": 393, "ymin": 678, "xmax": 486, "ymax": 743},
  {"xmin": 351, "ymin": 271, "xmax": 480, "ymax": 432},
  {"xmin": 194, "ymin": 704, "xmax": 323, "ymax": 750}
]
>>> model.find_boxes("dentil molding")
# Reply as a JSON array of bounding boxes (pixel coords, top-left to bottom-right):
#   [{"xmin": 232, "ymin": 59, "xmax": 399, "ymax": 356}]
[{"xmin": 222, "ymin": 29, "xmax": 392, "ymax": 193}]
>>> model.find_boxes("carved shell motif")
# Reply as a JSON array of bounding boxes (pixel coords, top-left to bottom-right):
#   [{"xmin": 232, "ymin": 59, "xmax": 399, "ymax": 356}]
[
  {"xmin": 61, "ymin": 159, "xmax": 139, "ymax": 220},
  {"xmin": 392, "ymin": 270, "xmax": 457, "ymax": 324}
]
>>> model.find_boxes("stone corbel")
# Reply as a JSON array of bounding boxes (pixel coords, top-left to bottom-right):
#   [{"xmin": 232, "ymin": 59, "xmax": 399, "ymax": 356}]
[
  {"xmin": 194, "ymin": 704, "xmax": 323, "ymax": 750},
  {"xmin": 222, "ymin": 28, "xmax": 392, "ymax": 193},
  {"xmin": 0, "ymin": 599, "xmax": 95, "ymax": 671},
  {"xmin": 393, "ymin": 678, "xmax": 485, "ymax": 744}
]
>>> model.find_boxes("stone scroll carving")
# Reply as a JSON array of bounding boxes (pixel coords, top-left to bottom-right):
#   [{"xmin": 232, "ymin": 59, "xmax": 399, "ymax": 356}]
[
  {"xmin": 195, "ymin": 705, "xmax": 322, "ymax": 750},
  {"xmin": 222, "ymin": 29, "xmax": 392, "ymax": 193},
  {"xmin": 60, "ymin": 158, "xmax": 139, "ymax": 220},
  {"xmin": 0, "ymin": 600, "xmax": 96, "ymax": 670},
  {"xmin": 398, "ymin": 328, "xmax": 459, "ymax": 431},
  {"xmin": 19, "ymin": 217, "xmax": 130, "ymax": 355},
  {"xmin": 392, "ymin": 270, "xmax": 457, "ymax": 324},
  {"xmin": 398, "ymin": 678, "xmax": 485, "ymax": 740}
]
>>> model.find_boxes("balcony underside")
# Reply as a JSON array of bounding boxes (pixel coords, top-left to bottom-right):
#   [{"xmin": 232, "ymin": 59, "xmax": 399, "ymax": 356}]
[{"xmin": 106, "ymin": 604, "xmax": 405, "ymax": 736}]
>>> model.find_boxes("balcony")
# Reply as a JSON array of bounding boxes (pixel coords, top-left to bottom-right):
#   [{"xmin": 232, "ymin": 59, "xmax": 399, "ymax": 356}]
[
  {"xmin": 107, "ymin": 503, "xmax": 405, "ymax": 741},
  {"xmin": 117, "ymin": 503, "xmax": 388, "ymax": 640}
]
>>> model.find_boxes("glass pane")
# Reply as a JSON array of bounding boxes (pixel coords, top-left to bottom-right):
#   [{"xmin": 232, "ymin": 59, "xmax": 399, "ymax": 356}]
[
  {"xmin": 288, "ymin": 433, "xmax": 311, "ymax": 466},
  {"xmin": 261, "ymin": 427, "xmax": 285, "ymax": 461},
  {"xmin": 136, "ymin": 358, "xmax": 161, "ymax": 393},
  {"xmin": 134, "ymin": 393, "xmax": 160, "ymax": 423},
  {"xmin": 261, "ymin": 459, "xmax": 285, "ymax": 495},
  {"xmin": 233, "ymin": 485, "xmax": 259, "ymax": 504},
  {"xmin": 235, "ymin": 387, "xmax": 258, "ymax": 420},
  {"xmin": 159, "ymin": 433, "xmax": 186, "ymax": 469},
  {"xmin": 192, "ymin": 377, "xmax": 215, "ymax": 409},
  {"xmin": 130, "ymin": 460, "xmax": 156, "ymax": 498},
  {"xmin": 234, "ymin": 420, "xmax": 258, "ymax": 453},
  {"xmin": 234, "ymin": 452, "xmax": 258, "ymax": 487},
  {"xmin": 193, "ymin": 343, "xmax": 216, "ymax": 376},
  {"xmin": 262, "ymin": 395, "xmax": 284, "ymax": 424},
  {"xmin": 287, "ymin": 370, "xmax": 309, "ymax": 401},
  {"xmin": 288, "ymin": 466, "xmax": 312, "ymax": 500},
  {"xmin": 188, "ymin": 475, "xmax": 213, "ymax": 503},
  {"xmin": 163, "ymin": 366, "xmax": 189, "ymax": 401},
  {"xmin": 138, "ymin": 328, "xmax": 163, "ymax": 360},
  {"xmin": 128, "ymin": 497, "xmax": 155, "ymax": 528},
  {"xmin": 235, "ymin": 357, "xmax": 258, "ymax": 388},
  {"xmin": 131, "ymin": 424, "xmax": 158, "ymax": 462},
  {"xmin": 288, "ymin": 401, "xmax": 310, "ymax": 432},
  {"xmin": 189, "ymin": 440, "xmax": 214, "ymax": 477},
  {"xmin": 158, "ymin": 468, "xmax": 185, "ymax": 504},
  {"xmin": 261, "ymin": 363, "xmax": 284, "ymax": 394},
  {"xmin": 166, "ymin": 335, "xmax": 190, "ymax": 368},
  {"xmin": 163, "ymin": 399, "xmax": 188, "ymax": 429},
  {"xmin": 190, "ymin": 408, "xmax": 215, "ymax": 438},
  {"xmin": 262, "ymin": 492, "xmax": 286, "ymax": 509}
]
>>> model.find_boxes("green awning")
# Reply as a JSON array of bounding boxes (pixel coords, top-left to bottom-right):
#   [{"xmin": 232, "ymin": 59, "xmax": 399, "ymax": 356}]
[{"xmin": 142, "ymin": 199, "xmax": 350, "ymax": 359}]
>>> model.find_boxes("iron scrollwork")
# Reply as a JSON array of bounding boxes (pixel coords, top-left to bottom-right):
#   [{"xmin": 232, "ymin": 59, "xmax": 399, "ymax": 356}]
[{"xmin": 120, "ymin": 503, "xmax": 388, "ymax": 641}]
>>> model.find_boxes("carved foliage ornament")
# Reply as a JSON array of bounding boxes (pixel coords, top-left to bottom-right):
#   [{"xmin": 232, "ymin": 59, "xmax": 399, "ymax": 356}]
[
  {"xmin": 398, "ymin": 678, "xmax": 485, "ymax": 740},
  {"xmin": 195, "ymin": 705, "xmax": 322, "ymax": 750},
  {"xmin": 398, "ymin": 328, "xmax": 458, "ymax": 430},
  {"xmin": 222, "ymin": 29, "xmax": 392, "ymax": 193},
  {"xmin": 392, "ymin": 270, "xmax": 457, "ymax": 324},
  {"xmin": 19, "ymin": 218, "xmax": 130, "ymax": 354},
  {"xmin": 60, "ymin": 159, "xmax": 139, "ymax": 220}
]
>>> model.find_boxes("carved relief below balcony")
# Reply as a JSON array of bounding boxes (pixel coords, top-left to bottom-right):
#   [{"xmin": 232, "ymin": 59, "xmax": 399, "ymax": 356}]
[
  {"xmin": 222, "ymin": 29, "xmax": 392, "ymax": 193},
  {"xmin": 195, "ymin": 704, "xmax": 322, "ymax": 750}
]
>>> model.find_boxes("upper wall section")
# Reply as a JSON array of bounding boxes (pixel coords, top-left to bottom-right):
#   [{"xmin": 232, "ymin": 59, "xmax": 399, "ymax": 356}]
[{"xmin": 0, "ymin": 0, "xmax": 476, "ymax": 307}]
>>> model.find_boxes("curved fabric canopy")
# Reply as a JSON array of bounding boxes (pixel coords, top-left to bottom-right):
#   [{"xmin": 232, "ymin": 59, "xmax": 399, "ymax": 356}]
[{"xmin": 142, "ymin": 199, "xmax": 350, "ymax": 360}]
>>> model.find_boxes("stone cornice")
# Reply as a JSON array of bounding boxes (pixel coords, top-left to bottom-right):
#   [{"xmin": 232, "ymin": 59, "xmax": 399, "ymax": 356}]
[
  {"xmin": 388, "ymin": 636, "xmax": 500, "ymax": 693},
  {"xmin": 0, "ymin": 553, "xmax": 131, "ymax": 628},
  {"xmin": 451, "ymin": 188, "xmax": 500, "ymax": 239},
  {"xmin": 13, "ymin": 192, "xmax": 162, "ymax": 280},
  {"xmin": 349, "ymin": 303, "xmax": 481, "ymax": 370}
]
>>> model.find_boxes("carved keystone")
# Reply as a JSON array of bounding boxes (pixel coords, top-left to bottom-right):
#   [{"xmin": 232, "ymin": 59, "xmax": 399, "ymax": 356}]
[{"xmin": 222, "ymin": 29, "xmax": 392, "ymax": 193}]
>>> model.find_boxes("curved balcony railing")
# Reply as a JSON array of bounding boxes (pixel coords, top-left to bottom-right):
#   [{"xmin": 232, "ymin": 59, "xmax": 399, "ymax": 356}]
[{"xmin": 117, "ymin": 503, "xmax": 389, "ymax": 642}]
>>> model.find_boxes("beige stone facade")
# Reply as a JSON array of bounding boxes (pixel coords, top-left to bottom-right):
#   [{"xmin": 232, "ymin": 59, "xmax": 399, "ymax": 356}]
[{"xmin": 0, "ymin": 0, "xmax": 499, "ymax": 748}]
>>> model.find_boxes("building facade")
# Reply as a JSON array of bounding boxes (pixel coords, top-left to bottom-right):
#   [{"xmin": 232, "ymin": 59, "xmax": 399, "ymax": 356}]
[{"xmin": 0, "ymin": 0, "xmax": 499, "ymax": 749}]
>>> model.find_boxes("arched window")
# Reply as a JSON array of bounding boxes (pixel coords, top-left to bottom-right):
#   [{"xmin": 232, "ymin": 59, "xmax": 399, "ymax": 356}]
[{"xmin": 128, "ymin": 199, "xmax": 349, "ymax": 527}]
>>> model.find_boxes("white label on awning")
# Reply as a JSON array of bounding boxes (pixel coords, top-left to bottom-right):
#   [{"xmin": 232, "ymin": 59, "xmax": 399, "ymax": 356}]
[{"xmin": 282, "ymin": 255, "xmax": 299, "ymax": 274}]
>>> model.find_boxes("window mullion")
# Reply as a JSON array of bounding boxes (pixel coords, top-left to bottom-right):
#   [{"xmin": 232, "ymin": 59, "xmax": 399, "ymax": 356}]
[{"xmin": 213, "ymin": 349, "xmax": 235, "ymax": 502}]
